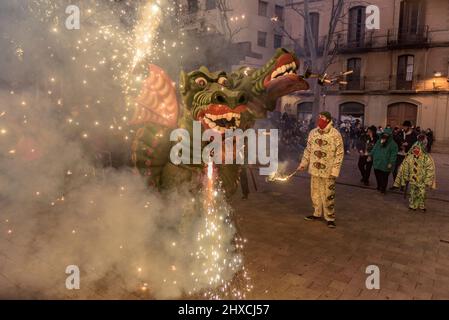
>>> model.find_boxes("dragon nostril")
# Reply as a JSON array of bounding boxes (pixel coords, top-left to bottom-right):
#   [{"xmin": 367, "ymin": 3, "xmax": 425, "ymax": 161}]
[
  {"xmin": 238, "ymin": 93, "xmax": 248, "ymax": 105},
  {"xmin": 214, "ymin": 93, "xmax": 227, "ymax": 104}
]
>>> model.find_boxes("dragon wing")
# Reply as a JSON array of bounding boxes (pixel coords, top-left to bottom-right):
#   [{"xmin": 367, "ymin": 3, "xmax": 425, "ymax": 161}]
[
  {"xmin": 130, "ymin": 65, "xmax": 180, "ymax": 188},
  {"xmin": 129, "ymin": 64, "xmax": 179, "ymax": 128}
]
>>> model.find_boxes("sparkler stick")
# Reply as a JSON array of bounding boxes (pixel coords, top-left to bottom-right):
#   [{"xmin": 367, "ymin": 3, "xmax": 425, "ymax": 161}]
[{"xmin": 267, "ymin": 169, "xmax": 298, "ymax": 182}]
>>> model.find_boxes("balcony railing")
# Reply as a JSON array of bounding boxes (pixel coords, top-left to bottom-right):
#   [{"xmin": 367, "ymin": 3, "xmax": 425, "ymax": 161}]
[
  {"xmin": 387, "ymin": 26, "xmax": 430, "ymax": 47},
  {"xmin": 340, "ymin": 77, "xmax": 364, "ymax": 91},
  {"xmin": 336, "ymin": 30, "xmax": 382, "ymax": 53},
  {"xmin": 333, "ymin": 74, "xmax": 449, "ymax": 92}
]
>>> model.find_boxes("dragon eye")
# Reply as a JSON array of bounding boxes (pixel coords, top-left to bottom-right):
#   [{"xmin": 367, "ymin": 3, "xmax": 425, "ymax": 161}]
[
  {"xmin": 218, "ymin": 77, "xmax": 229, "ymax": 87},
  {"xmin": 195, "ymin": 77, "xmax": 208, "ymax": 88}
]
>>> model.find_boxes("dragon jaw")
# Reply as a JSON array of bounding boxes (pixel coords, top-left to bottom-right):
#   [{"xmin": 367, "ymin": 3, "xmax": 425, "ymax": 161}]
[{"xmin": 196, "ymin": 104, "xmax": 248, "ymax": 134}]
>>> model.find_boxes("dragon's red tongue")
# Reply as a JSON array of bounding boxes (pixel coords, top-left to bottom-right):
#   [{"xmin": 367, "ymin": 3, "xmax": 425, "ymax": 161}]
[
  {"xmin": 267, "ymin": 74, "xmax": 309, "ymax": 100},
  {"xmin": 202, "ymin": 104, "xmax": 247, "ymax": 116}
]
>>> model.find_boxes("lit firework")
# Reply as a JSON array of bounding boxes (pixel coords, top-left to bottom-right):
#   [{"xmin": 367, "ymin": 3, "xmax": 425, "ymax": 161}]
[
  {"xmin": 267, "ymin": 170, "xmax": 298, "ymax": 183},
  {"xmin": 188, "ymin": 160, "xmax": 251, "ymax": 299},
  {"xmin": 0, "ymin": 0, "xmax": 251, "ymax": 299}
]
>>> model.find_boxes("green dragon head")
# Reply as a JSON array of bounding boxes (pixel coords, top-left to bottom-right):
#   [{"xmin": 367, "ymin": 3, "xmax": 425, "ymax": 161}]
[
  {"xmin": 180, "ymin": 66, "xmax": 250, "ymax": 134},
  {"xmin": 179, "ymin": 48, "xmax": 309, "ymax": 134},
  {"xmin": 231, "ymin": 48, "xmax": 309, "ymax": 118}
]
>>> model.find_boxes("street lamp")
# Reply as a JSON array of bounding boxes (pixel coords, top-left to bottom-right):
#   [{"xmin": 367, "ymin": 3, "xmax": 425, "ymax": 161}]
[{"xmin": 432, "ymin": 71, "xmax": 444, "ymax": 89}]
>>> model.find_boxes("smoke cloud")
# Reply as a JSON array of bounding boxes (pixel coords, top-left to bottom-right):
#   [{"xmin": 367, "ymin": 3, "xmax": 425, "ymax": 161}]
[{"xmin": 0, "ymin": 0, "xmax": 243, "ymax": 299}]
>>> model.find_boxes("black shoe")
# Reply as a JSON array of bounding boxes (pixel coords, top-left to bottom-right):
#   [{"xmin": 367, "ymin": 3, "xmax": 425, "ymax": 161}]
[
  {"xmin": 390, "ymin": 186, "xmax": 399, "ymax": 191},
  {"xmin": 304, "ymin": 215, "xmax": 320, "ymax": 221},
  {"xmin": 420, "ymin": 208, "xmax": 427, "ymax": 212},
  {"xmin": 242, "ymin": 194, "xmax": 248, "ymax": 200},
  {"xmin": 327, "ymin": 221, "xmax": 336, "ymax": 229},
  {"xmin": 409, "ymin": 207, "xmax": 417, "ymax": 212}
]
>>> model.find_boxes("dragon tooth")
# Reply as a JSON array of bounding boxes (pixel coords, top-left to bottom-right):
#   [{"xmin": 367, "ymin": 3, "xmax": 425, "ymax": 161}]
[
  {"xmin": 209, "ymin": 122, "xmax": 217, "ymax": 128},
  {"xmin": 226, "ymin": 113, "xmax": 233, "ymax": 121}
]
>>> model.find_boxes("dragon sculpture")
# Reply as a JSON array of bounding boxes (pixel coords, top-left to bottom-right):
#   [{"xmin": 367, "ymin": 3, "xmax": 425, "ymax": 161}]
[{"xmin": 130, "ymin": 48, "xmax": 310, "ymax": 195}]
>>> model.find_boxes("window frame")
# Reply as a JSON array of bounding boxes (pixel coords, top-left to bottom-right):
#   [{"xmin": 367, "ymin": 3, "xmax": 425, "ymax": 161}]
[
  {"xmin": 396, "ymin": 54, "xmax": 415, "ymax": 90},
  {"xmin": 346, "ymin": 57, "xmax": 362, "ymax": 90},
  {"xmin": 258, "ymin": 0, "xmax": 268, "ymax": 17},
  {"xmin": 275, "ymin": 5, "xmax": 284, "ymax": 21},
  {"xmin": 348, "ymin": 6, "xmax": 366, "ymax": 47},
  {"xmin": 274, "ymin": 34, "xmax": 283, "ymax": 49},
  {"xmin": 205, "ymin": 0, "xmax": 217, "ymax": 11},
  {"xmin": 258, "ymin": 31, "xmax": 268, "ymax": 47}
]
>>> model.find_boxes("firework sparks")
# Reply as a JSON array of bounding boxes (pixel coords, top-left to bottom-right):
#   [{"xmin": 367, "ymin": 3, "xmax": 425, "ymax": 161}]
[
  {"xmin": 1, "ymin": 0, "xmax": 249, "ymax": 300},
  {"xmin": 267, "ymin": 170, "xmax": 298, "ymax": 183}
]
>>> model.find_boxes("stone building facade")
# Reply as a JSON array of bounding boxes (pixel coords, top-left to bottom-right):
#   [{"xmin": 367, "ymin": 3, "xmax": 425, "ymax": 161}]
[{"xmin": 281, "ymin": 0, "xmax": 449, "ymax": 147}]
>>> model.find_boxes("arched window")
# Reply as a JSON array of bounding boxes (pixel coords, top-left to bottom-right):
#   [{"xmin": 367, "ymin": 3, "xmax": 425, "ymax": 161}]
[
  {"xmin": 348, "ymin": 6, "xmax": 366, "ymax": 47},
  {"xmin": 339, "ymin": 102, "xmax": 365, "ymax": 125}
]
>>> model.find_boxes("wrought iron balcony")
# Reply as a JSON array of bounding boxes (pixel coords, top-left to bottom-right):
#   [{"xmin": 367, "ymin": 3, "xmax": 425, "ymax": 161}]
[
  {"xmin": 387, "ymin": 26, "xmax": 430, "ymax": 48},
  {"xmin": 340, "ymin": 76, "xmax": 365, "ymax": 91},
  {"xmin": 336, "ymin": 30, "xmax": 385, "ymax": 53},
  {"xmin": 329, "ymin": 74, "xmax": 448, "ymax": 93}
]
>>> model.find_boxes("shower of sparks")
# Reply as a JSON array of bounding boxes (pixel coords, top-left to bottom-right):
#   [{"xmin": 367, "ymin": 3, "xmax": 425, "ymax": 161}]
[
  {"xmin": 267, "ymin": 170, "xmax": 298, "ymax": 183},
  {"xmin": 20, "ymin": 0, "xmax": 181, "ymax": 144},
  {"xmin": 187, "ymin": 161, "xmax": 252, "ymax": 299},
  {"xmin": 1, "ymin": 0, "xmax": 251, "ymax": 299}
]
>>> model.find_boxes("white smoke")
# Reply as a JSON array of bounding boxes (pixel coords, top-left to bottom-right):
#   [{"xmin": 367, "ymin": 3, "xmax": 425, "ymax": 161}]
[{"xmin": 0, "ymin": 0, "xmax": 242, "ymax": 299}]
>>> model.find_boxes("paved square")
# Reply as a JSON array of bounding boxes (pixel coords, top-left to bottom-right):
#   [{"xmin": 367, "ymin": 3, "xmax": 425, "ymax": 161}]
[
  {"xmin": 233, "ymin": 153, "xmax": 449, "ymax": 300},
  {"xmin": 1, "ymin": 153, "xmax": 448, "ymax": 300}
]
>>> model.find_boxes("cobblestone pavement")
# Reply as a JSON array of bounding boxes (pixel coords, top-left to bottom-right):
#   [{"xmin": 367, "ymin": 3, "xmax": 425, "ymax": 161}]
[{"xmin": 232, "ymin": 152, "xmax": 449, "ymax": 300}]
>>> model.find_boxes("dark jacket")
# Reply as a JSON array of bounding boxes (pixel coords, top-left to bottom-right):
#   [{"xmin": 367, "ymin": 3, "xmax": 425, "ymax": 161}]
[
  {"xmin": 395, "ymin": 129, "xmax": 417, "ymax": 154},
  {"xmin": 370, "ymin": 128, "xmax": 399, "ymax": 172},
  {"xmin": 357, "ymin": 132, "xmax": 377, "ymax": 155}
]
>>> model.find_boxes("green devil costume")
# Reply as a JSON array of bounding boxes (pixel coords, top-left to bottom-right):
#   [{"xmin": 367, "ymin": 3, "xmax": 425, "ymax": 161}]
[
  {"xmin": 393, "ymin": 140, "xmax": 436, "ymax": 210},
  {"xmin": 370, "ymin": 128, "xmax": 398, "ymax": 173}
]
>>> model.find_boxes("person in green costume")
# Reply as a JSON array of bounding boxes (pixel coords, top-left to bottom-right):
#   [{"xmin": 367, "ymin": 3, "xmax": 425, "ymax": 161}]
[
  {"xmin": 393, "ymin": 135, "xmax": 436, "ymax": 211},
  {"xmin": 369, "ymin": 128, "xmax": 398, "ymax": 194}
]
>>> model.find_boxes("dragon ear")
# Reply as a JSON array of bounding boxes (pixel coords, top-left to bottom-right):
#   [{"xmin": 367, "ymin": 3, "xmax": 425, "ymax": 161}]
[{"xmin": 179, "ymin": 70, "xmax": 189, "ymax": 95}]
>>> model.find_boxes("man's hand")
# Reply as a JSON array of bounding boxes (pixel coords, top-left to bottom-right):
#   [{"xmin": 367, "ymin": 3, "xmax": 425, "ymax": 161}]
[
  {"xmin": 297, "ymin": 165, "xmax": 306, "ymax": 172},
  {"xmin": 387, "ymin": 163, "xmax": 393, "ymax": 170}
]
